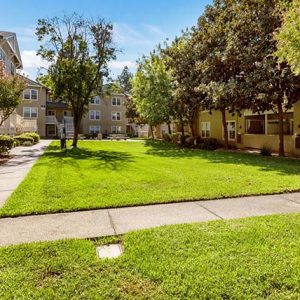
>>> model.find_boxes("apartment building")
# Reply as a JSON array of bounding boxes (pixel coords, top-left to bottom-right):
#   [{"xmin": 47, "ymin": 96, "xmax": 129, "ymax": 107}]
[
  {"xmin": 81, "ymin": 93, "xmax": 131, "ymax": 137},
  {"xmin": 197, "ymin": 102, "xmax": 300, "ymax": 156}
]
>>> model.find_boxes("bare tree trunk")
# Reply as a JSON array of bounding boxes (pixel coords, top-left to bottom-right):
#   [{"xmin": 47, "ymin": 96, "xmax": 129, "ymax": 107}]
[
  {"xmin": 167, "ymin": 122, "xmax": 172, "ymax": 134},
  {"xmin": 190, "ymin": 119, "xmax": 195, "ymax": 138},
  {"xmin": 277, "ymin": 100, "xmax": 285, "ymax": 157},
  {"xmin": 221, "ymin": 109, "xmax": 229, "ymax": 149},
  {"xmin": 150, "ymin": 125, "xmax": 154, "ymax": 138},
  {"xmin": 72, "ymin": 114, "xmax": 81, "ymax": 148}
]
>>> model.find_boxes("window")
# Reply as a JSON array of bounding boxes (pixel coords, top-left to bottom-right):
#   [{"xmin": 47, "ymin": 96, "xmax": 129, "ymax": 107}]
[
  {"xmin": 245, "ymin": 115, "xmax": 265, "ymax": 134},
  {"xmin": 111, "ymin": 112, "xmax": 121, "ymax": 121},
  {"xmin": 111, "ymin": 126, "xmax": 122, "ymax": 134},
  {"xmin": 23, "ymin": 89, "xmax": 38, "ymax": 100},
  {"xmin": 47, "ymin": 110, "xmax": 56, "ymax": 116},
  {"xmin": 89, "ymin": 126, "xmax": 101, "ymax": 134},
  {"xmin": 112, "ymin": 97, "xmax": 121, "ymax": 106},
  {"xmin": 90, "ymin": 96, "xmax": 101, "ymax": 105},
  {"xmin": 89, "ymin": 110, "xmax": 101, "ymax": 120},
  {"xmin": 23, "ymin": 107, "xmax": 38, "ymax": 118},
  {"xmin": 267, "ymin": 113, "xmax": 293, "ymax": 135},
  {"xmin": 226, "ymin": 121, "xmax": 236, "ymax": 140},
  {"xmin": 201, "ymin": 122, "xmax": 210, "ymax": 138}
]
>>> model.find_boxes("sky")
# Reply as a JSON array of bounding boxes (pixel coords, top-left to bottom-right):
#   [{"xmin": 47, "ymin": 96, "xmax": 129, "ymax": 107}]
[{"xmin": 0, "ymin": 0, "xmax": 212, "ymax": 80}]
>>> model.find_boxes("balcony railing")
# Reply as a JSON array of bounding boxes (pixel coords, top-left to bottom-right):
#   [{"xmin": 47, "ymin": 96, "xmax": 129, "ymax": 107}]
[{"xmin": 45, "ymin": 115, "xmax": 58, "ymax": 124}]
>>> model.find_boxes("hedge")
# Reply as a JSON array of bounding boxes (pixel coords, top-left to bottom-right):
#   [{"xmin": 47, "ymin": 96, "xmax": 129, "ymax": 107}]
[
  {"xmin": 23, "ymin": 132, "xmax": 40, "ymax": 144},
  {"xmin": 0, "ymin": 135, "xmax": 14, "ymax": 153}
]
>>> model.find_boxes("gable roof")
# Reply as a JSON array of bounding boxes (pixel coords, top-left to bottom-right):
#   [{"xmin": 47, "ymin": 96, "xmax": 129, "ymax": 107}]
[{"xmin": 0, "ymin": 31, "xmax": 22, "ymax": 69}]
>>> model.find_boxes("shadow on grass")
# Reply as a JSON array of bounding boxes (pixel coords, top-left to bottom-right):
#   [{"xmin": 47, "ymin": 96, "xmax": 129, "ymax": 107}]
[
  {"xmin": 41, "ymin": 144, "xmax": 134, "ymax": 170},
  {"xmin": 144, "ymin": 139, "xmax": 300, "ymax": 176}
]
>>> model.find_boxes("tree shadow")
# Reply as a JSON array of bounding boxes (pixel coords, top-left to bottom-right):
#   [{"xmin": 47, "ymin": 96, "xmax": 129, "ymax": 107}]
[
  {"xmin": 144, "ymin": 140, "xmax": 300, "ymax": 176},
  {"xmin": 40, "ymin": 145, "xmax": 134, "ymax": 170}
]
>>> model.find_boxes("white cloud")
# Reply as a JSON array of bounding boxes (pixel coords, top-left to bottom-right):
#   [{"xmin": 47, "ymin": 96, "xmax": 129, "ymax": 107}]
[
  {"xmin": 142, "ymin": 24, "xmax": 164, "ymax": 36},
  {"xmin": 108, "ymin": 60, "xmax": 136, "ymax": 70},
  {"xmin": 21, "ymin": 50, "xmax": 50, "ymax": 69}
]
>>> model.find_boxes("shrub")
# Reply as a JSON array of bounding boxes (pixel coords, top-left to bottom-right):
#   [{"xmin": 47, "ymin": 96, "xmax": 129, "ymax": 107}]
[
  {"xmin": 22, "ymin": 141, "xmax": 33, "ymax": 147},
  {"xmin": 261, "ymin": 146, "xmax": 271, "ymax": 156},
  {"xmin": 23, "ymin": 132, "xmax": 40, "ymax": 144},
  {"xmin": 0, "ymin": 135, "xmax": 14, "ymax": 153},
  {"xmin": 201, "ymin": 138, "xmax": 220, "ymax": 150},
  {"xmin": 14, "ymin": 134, "xmax": 34, "ymax": 145},
  {"xmin": 162, "ymin": 133, "xmax": 171, "ymax": 142},
  {"xmin": 185, "ymin": 136, "xmax": 195, "ymax": 148},
  {"xmin": 170, "ymin": 133, "xmax": 180, "ymax": 144}
]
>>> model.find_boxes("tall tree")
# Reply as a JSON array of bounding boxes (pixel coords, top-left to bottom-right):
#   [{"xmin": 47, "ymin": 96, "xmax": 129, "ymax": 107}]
[
  {"xmin": 228, "ymin": 0, "xmax": 300, "ymax": 156},
  {"xmin": 132, "ymin": 51, "xmax": 173, "ymax": 137},
  {"xmin": 36, "ymin": 14, "xmax": 116, "ymax": 147},
  {"xmin": 164, "ymin": 33, "xmax": 205, "ymax": 137},
  {"xmin": 276, "ymin": 0, "xmax": 300, "ymax": 75}
]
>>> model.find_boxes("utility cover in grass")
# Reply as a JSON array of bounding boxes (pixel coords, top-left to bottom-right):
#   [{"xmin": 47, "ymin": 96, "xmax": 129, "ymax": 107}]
[{"xmin": 96, "ymin": 244, "xmax": 123, "ymax": 259}]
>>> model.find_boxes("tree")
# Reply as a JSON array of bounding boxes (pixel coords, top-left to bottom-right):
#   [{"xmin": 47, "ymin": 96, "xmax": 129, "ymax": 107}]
[
  {"xmin": 132, "ymin": 51, "xmax": 173, "ymax": 137},
  {"xmin": 227, "ymin": 0, "xmax": 300, "ymax": 156},
  {"xmin": 276, "ymin": 0, "xmax": 300, "ymax": 75},
  {"xmin": 164, "ymin": 33, "xmax": 205, "ymax": 137},
  {"xmin": 0, "ymin": 72, "xmax": 26, "ymax": 126},
  {"xmin": 36, "ymin": 14, "xmax": 116, "ymax": 147}
]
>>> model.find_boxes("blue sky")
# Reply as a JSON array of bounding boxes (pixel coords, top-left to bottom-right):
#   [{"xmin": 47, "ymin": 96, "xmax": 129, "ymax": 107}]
[{"xmin": 0, "ymin": 0, "xmax": 212, "ymax": 80}]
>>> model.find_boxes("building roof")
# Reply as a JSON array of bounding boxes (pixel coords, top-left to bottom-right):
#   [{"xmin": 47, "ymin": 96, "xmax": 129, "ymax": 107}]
[
  {"xmin": 18, "ymin": 74, "xmax": 50, "ymax": 90},
  {"xmin": 0, "ymin": 31, "xmax": 22, "ymax": 69},
  {"xmin": 46, "ymin": 101, "xmax": 71, "ymax": 109}
]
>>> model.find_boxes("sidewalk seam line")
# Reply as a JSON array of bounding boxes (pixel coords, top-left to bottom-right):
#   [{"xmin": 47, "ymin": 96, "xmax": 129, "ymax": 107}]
[
  {"xmin": 280, "ymin": 195, "xmax": 299, "ymax": 205},
  {"xmin": 107, "ymin": 209, "xmax": 117, "ymax": 235},
  {"xmin": 194, "ymin": 202, "xmax": 224, "ymax": 220}
]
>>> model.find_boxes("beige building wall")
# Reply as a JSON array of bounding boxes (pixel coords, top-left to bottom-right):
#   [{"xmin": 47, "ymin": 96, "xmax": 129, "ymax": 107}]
[
  {"xmin": 16, "ymin": 78, "xmax": 48, "ymax": 137},
  {"xmin": 81, "ymin": 94, "xmax": 128, "ymax": 135},
  {"xmin": 198, "ymin": 101, "xmax": 300, "ymax": 156}
]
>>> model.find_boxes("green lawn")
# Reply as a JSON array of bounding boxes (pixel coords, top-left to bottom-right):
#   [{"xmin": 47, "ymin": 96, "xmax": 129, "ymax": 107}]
[
  {"xmin": 1, "ymin": 214, "xmax": 299, "ymax": 299},
  {"xmin": 1, "ymin": 140, "xmax": 300, "ymax": 217}
]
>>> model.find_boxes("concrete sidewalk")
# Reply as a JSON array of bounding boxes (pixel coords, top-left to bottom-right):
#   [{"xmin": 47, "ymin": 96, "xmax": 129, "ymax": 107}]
[
  {"xmin": 0, "ymin": 140, "xmax": 52, "ymax": 207},
  {"xmin": 0, "ymin": 192, "xmax": 299, "ymax": 247}
]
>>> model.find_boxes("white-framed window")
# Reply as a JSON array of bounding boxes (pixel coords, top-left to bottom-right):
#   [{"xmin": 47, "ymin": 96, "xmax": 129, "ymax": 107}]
[
  {"xmin": 23, "ymin": 107, "xmax": 38, "ymax": 118},
  {"xmin": 90, "ymin": 96, "xmax": 101, "ymax": 105},
  {"xmin": 111, "ymin": 112, "xmax": 121, "ymax": 121},
  {"xmin": 226, "ymin": 121, "xmax": 236, "ymax": 140},
  {"xmin": 89, "ymin": 110, "xmax": 101, "ymax": 120},
  {"xmin": 201, "ymin": 122, "xmax": 210, "ymax": 138},
  {"xmin": 89, "ymin": 125, "xmax": 101, "ymax": 134},
  {"xmin": 112, "ymin": 97, "xmax": 121, "ymax": 106},
  {"xmin": 111, "ymin": 126, "xmax": 122, "ymax": 134},
  {"xmin": 23, "ymin": 89, "xmax": 38, "ymax": 100}
]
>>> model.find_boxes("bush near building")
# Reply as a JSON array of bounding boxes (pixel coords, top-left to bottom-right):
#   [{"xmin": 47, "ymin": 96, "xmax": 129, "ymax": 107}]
[{"xmin": 0, "ymin": 135, "xmax": 14, "ymax": 153}]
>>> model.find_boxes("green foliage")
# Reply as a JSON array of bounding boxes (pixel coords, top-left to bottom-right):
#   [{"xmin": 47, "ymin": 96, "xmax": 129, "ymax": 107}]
[
  {"xmin": 14, "ymin": 134, "xmax": 34, "ymax": 145},
  {"xmin": 23, "ymin": 132, "xmax": 40, "ymax": 144},
  {"xmin": 36, "ymin": 14, "xmax": 116, "ymax": 147},
  {"xmin": 0, "ymin": 75, "xmax": 26, "ymax": 126},
  {"xmin": 1, "ymin": 214, "xmax": 299, "ymax": 299},
  {"xmin": 132, "ymin": 50, "xmax": 173, "ymax": 128},
  {"xmin": 0, "ymin": 135, "xmax": 14, "ymax": 153},
  {"xmin": 276, "ymin": 0, "xmax": 300, "ymax": 74},
  {"xmin": 1, "ymin": 141, "xmax": 300, "ymax": 217},
  {"xmin": 261, "ymin": 146, "xmax": 272, "ymax": 156},
  {"xmin": 199, "ymin": 138, "xmax": 220, "ymax": 151}
]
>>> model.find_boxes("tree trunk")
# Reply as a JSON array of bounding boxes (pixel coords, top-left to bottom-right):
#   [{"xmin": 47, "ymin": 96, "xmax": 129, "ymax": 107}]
[
  {"xmin": 72, "ymin": 116, "xmax": 81, "ymax": 148},
  {"xmin": 190, "ymin": 119, "xmax": 195, "ymax": 138},
  {"xmin": 167, "ymin": 122, "xmax": 172, "ymax": 134},
  {"xmin": 277, "ymin": 101, "xmax": 285, "ymax": 157},
  {"xmin": 221, "ymin": 109, "xmax": 229, "ymax": 149},
  {"xmin": 150, "ymin": 125, "xmax": 154, "ymax": 139}
]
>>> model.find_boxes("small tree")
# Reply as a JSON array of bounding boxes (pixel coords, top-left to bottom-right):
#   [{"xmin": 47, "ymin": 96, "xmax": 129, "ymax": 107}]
[
  {"xmin": 0, "ymin": 71, "xmax": 26, "ymax": 126},
  {"xmin": 36, "ymin": 14, "xmax": 116, "ymax": 147},
  {"xmin": 132, "ymin": 51, "xmax": 173, "ymax": 137}
]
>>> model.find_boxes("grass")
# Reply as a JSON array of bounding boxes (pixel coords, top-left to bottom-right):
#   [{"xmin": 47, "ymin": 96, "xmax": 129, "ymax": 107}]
[
  {"xmin": 1, "ymin": 140, "xmax": 300, "ymax": 217},
  {"xmin": 0, "ymin": 214, "xmax": 299, "ymax": 299}
]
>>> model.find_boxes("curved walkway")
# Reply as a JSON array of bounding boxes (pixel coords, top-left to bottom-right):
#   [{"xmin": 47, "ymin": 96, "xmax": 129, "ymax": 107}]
[
  {"xmin": 0, "ymin": 192, "xmax": 299, "ymax": 247},
  {"xmin": 0, "ymin": 140, "xmax": 52, "ymax": 207}
]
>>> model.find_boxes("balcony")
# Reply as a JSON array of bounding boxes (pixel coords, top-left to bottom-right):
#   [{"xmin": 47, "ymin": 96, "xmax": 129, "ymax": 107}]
[
  {"xmin": 45, "ymin": 115, "xmax": 58, "ymax": 125},
  {"xmin": 63, "ymin": 116, "xmax": 73, "ymax": 124}
]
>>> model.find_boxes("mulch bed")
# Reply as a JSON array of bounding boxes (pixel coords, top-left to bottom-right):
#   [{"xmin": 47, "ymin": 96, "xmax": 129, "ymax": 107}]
[{"xmin": 0, "ymin": 154, "xmax": 13, "ymax": 165}]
